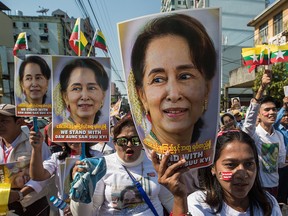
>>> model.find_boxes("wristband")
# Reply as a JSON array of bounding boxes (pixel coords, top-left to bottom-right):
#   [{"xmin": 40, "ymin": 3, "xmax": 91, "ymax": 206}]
[
  {"xmin": 253, "ymin": 97, "xmax": 261, "ymax": 103},
  {"xmin": 17, "ymin": 191, "xmax": 24, "ymax": 202}
]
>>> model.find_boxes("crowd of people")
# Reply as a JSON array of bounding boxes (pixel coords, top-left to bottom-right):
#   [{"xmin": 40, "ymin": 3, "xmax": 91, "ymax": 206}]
[{"xmin": 1, "ymin": 10, "xmax": 288, "ymax": 216}]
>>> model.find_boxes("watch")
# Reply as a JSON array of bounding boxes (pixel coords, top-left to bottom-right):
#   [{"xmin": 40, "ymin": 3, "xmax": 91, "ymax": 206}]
[{"xmin": 17, "ymin": 191, "xmax": 24, "ymax": 202}]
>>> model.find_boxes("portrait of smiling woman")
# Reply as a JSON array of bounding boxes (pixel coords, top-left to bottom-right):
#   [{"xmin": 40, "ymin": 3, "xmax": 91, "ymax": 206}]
[
  {"xmin": 17, "ymin": 55, "xmax": 51, "ymax": 105},
  {"xmin": 53, "ymin": 57, "xmax": 110, "ymax": 142},
  {"xmin": 119, "ymin": 8, "xmax": 220, "ymax": 194}
]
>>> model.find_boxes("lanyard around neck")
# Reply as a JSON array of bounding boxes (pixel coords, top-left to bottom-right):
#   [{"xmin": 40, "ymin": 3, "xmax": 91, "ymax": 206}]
[{"xmin": 122, "ymin": 165, "xmax": 159, "ymax": 216}]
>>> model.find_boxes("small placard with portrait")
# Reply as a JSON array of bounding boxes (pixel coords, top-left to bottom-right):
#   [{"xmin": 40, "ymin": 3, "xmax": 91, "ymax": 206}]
[{"xmin": 14, "ymin": 55, "xmax": 52, "ymax": 117}]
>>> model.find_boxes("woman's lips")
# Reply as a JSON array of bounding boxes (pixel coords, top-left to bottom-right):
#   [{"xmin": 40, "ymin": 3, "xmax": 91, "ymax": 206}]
[{"xmin": 163, "ymin": 108, "xmax": 188, "ymax": 118}]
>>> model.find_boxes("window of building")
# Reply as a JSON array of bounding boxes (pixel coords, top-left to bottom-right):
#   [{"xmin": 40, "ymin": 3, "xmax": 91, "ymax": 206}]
[
  {"xmin": 41, "ymin": 48, "xmax": 49, "ymax": 55},
  {"xmin": 39, "ymin": 23, "xmax": 48, "ymax": 29},
  {"xmin": 273, "ymin": 12, "xmax": 283, "ymax": 35},
  {"xmin": 13, "ymin": 22, "xmax": 17, "ymax": 28},
  {"xmin": 259, "ymin": 22, "xmax": 268, "ymax": 44},
  {"xmin": 178, "ymin": 0, "xmax": 181, "ymax": 5},
  {"xmin": 40, "ymin": 35, "xmax": 49, "ymax": 42},
  {"xmin": 23, "ymin": 22, "xmax": 30, "ymax": 28},
  {"xmin": 27, "ymin": 35, "xmax": 31, "ymax": 42}
]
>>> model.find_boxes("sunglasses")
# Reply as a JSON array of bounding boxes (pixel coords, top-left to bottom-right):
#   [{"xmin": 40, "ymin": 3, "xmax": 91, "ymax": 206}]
[{"xmin": 114, "ymin": 136, "xmax": 141, "ymax": 147}]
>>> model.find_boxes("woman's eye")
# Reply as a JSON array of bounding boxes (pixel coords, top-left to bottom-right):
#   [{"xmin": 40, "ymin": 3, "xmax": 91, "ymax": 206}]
[
  {"xmin": 151, "ymin": 77, "xmax": 165, "ymax": 84},
  {"xmin": 245, "ymin": 162, "xmax": 255, "ymax": 168},
  {"xmin": 179, "ymin": 73, "xmax": 192, "ymax": 80},
  {"xmin": 72, "ymin": 87, "xmax": 81, "ymax": 91},
  {"xmin": 88, "ymin": 86, "xmax": 98, "ymax": 91},
  {"xmin": 225, "ymin": 163, "xmax": 235, "ymax": 168}
]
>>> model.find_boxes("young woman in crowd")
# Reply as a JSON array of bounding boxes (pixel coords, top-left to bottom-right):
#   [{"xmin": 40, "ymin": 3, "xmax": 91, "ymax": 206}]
[{"xmin": 153, "ymin": 130, "xmax": 281, "ymax": 215}]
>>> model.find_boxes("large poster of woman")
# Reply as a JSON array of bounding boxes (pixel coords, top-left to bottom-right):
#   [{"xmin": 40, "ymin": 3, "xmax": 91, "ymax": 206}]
[
  {"xmin": 52, "ymin": 56, "xmax": 111, "ymax": 143},
  {"xmin": 14, "ymin": 55, "xmax": 52, "ymax": 117},
  {"xmin": 118, "ymin": 8, "xmax": 221, "ymax": 169}
]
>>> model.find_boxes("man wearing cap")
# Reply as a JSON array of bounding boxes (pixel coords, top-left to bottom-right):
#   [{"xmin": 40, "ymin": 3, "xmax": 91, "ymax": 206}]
[{"xmin": 0, "ymin": 104, "xmax": 51, "ymax": 215}]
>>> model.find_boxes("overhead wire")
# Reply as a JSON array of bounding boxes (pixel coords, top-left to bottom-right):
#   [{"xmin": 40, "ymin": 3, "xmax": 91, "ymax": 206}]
[{"xmin": 75, "ymin": 0, "xmax": 126, "ymax": 92}]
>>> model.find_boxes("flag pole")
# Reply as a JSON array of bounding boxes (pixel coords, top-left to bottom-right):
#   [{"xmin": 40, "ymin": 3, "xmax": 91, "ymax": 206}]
[
  {"xmin": 87, "ymin": 30, "xmax": 97, "ymax": 57},
  {"xmin": 87, "ymin": 45, "xmax": 93, "ymax": 57},
  {"xmin": 78, "ymin": 18, "xmax": 81, "ymax": 57}
]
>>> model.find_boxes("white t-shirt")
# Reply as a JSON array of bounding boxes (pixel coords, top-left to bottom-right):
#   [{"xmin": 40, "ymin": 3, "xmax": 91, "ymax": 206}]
[
  {"xmin": 70, "ymin": 151, "xmax": 173, "ymax": 215},
  {"xmin": 187, "ymin": 190, "xmax": 281, "ymax": 216},
  {"xmin": 243, "ymin": 102, "xmax": 286, "ymax": 187}
]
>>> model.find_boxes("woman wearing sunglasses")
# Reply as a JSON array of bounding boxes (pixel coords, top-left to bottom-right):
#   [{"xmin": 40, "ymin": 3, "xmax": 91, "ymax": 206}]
[{"xmin": 70, "ymin": 115, "xmax": 173, "ymax": 215}]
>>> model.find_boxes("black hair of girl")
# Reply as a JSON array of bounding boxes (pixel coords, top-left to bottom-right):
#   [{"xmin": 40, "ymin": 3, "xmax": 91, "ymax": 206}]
[
  {"xmin": 131, "ymin": 13, "xmax": 217, "ymax": 143},
  {"xmin": 58, "ymin": 143, "xmax": 92, "ymax": 161},
  {"xmin": 198, "ymin": 131, "xmax": 272, "ymax": 215},
  {"xmin": 19, "ymin": 56, "xmax": 51, "ymax": 104},
  {"xmin": 113, "ymin": 115, "xmax": 135, "ymax": 139},
  {"xmin": 59, "ymin": 58, "xmax": 109, "ymax": 124}
]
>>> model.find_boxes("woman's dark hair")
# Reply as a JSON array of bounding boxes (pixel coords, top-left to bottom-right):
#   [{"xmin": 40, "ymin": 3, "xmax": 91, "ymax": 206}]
[
  {"xmin": 198, "ymin": 131, "xmax": 272, "ymax": 215},
  {"xmin": 58, "ymin": 143, "xmax": 92, "ymax": 161},
  {"xmin": 113, "ymin": 115, "xmax": 135, "ymax": 139},
  {"xmin": 59, "ymin": 58, "xmax": 109, "ymax": 124},
  {"xmin": 19, "ymin": 55, "xmax": 51, "ymax": 103},
  {"xmin": 131, "ymin": 13, "xmax": 217, "ymax": 143},
  {"xmin": 220, "ymin": 113, "xmax": 236, "ymax": 126}
]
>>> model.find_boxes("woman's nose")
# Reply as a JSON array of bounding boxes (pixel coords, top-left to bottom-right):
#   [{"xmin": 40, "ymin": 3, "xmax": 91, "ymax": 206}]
[
  {"xmin": 31, "ymin": 78, "xmax": 38, "ymax": 86},
  {"xmin": 166, "ymin": 80, "xmax": 182, "ymax": 102},
  {"xmin": 80, "ymin": 89, "xmax": 90, "ymax": 100}
]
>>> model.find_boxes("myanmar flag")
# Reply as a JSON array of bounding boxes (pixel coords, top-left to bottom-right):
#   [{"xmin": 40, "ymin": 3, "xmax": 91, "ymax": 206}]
[
  {"xmin": 270, "ymin": 44, "xmax": 288, "ymax": 63},
  {"xmin": 69, "ymin": 18, "xmax": 88, "ymax": 56},
  {"xmin": 92, "ymin": 29, "xmax": 108, "ymax": 52},
  {"xmin": 13, "ymin": 32, "xmax": 28, "ymax": 56},
  {"xmin": 257, "ymin": 45, "xmax": 271, "ymax": 65},
  {"xmin": 241, "ymin": 47, "xmax": 262, "ymax": 66}
]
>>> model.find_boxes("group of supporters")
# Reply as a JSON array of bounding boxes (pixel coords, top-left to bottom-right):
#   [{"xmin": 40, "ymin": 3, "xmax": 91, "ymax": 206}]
[
  {"xmin": 1, "ymin": 9, "xmax": 288, "ymax": 216},
  {"xmin": 1, "ymin": 71, "xmax": 287, "ymax": 216}
]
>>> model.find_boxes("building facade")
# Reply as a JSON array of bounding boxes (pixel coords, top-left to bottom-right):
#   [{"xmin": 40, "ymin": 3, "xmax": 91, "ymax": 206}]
[
  {"xmin": 0, "ymin": 4, "xmax": 95, "ymax": 103},
  {"xmin": 225, "ymin": 0, "xmax": 288, "ymax": 110}
]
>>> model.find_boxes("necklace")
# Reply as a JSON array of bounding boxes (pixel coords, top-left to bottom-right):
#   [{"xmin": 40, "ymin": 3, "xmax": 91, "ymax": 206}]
[{"xmin": 149, "ymin": 130, "xmax": 161, "ymax": 145}]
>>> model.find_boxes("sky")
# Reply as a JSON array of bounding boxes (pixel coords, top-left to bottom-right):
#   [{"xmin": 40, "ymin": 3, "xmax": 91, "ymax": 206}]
[{"xmin": 2, "ymin": 0, "xmax": 162, "ymax": 95}]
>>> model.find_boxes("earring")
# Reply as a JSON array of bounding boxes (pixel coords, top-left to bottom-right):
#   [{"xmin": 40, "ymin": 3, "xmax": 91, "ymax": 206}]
[
  {"xmin": 67, "ymin": 105, "xmax": 71, "ymax": 113},
  {"xmin": 203, "ymin": 99, "xmax": 208, "ymax": 112},
  {"xmin": 145, "ymin": 110, "xmax": 151, "ymax": 122}
]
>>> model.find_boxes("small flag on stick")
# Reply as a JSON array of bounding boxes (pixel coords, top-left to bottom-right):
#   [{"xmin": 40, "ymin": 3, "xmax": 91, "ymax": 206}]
[
  {"xmin": 13, "ymin": 32, "xmax": 28, "ymax": 56},
  {"xmin": 93, "ymin": 29, "xmax": 108, "ymax": 52},
  {"xmin": 69, "ymin": 18, "xmax": 88, "ymax": 56}
]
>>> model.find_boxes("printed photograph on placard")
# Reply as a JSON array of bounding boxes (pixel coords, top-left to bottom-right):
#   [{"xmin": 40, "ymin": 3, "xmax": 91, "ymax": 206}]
[
  {"xmin": 118, "ymin": 8, "xmax": 221, "ymax": 169},
  {"xmin": 52, "ymin": 56, "xmax": 111, "ymax": 143},
  {"xmin": 14, "ymin": 55, "xmax": 52, "ymax": 117}
]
